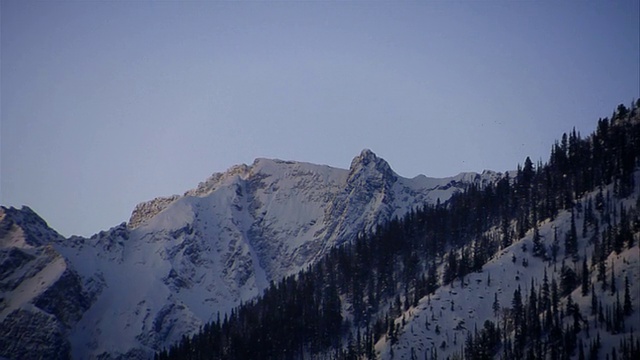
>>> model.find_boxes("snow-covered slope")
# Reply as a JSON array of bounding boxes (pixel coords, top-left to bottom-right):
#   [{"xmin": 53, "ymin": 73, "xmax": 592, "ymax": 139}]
[
  {"xmin": 376, "ymin": 180, "xmax": 640, "ymax": 360},
  {"xmin": 1, "ymin": 150, "xmax": 500, "ymax": 359}
]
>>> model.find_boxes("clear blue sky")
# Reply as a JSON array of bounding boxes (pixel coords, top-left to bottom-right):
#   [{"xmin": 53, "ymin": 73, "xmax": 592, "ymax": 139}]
[{"xmin": 2, "ymin": 1, "xmax": 638, "ymax": 237}]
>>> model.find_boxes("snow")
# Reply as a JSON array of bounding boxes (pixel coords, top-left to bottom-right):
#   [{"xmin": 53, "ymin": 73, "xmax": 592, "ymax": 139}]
[
  {"xmin": 377, "ymin": 179, "xmax": 640, "ymax": 360},
  {"xmin": 3, "ymin": 150, "xmax": 501, "ymax": 359},
  {"xmin": 0, "ymin": 247, "xmax": 67, "ymax": 322},
  {"xmin": 0, "ymin": 224, "xmax": 30, "ymax": 249}
]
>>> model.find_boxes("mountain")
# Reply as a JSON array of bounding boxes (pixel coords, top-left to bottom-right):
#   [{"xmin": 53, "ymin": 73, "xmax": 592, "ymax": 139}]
[
  {"xmin": 0, "ymin": 149, "xmax": 499, "ymax": 359},
  {"xmin": 157, "ymin": 102, "xmax": 640, "ymax": 360},
  {"xmin": 0, "ymin": 206, "xmax": 94, "ymax": 360}
]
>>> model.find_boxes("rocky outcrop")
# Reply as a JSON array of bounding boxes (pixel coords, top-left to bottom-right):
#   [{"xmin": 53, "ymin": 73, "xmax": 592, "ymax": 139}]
[
  {"xmin": 0, "ymin": 206, "xmax": 94, "ymax": 360},
  {"xmin": 33, "ymin": 268, "xmax": 93, "ymax": 327},
  {"xmin": 127, "ymin": 195, "xmax": 180, "ymax": 229},
  {"xmin": 0, "ymin": 309, "xmax": 70, "ymax": 360}
]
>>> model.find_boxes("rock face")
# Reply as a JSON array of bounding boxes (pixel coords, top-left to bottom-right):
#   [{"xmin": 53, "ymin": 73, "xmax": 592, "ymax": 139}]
[
  {"xmin": 127, "ymin": 195, "xmax": 180, "ymax": 230},
  {"xmin": 1, "ymin": 150, "xmax": 502, "ymax": 359},
  {"xmin": 0, "ymin": 207, "xmax": 94, "ymax": 360},
  {"xmin": 0, "ymin": 309, "xmax": 70, "ymax": 360}
]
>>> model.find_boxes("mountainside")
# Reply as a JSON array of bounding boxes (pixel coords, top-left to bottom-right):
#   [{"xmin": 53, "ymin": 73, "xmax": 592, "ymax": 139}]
[
  {"xmin": 157, "ymin": 102, "xmax": 640, "ymax": 360},
  {"xmin": 377, "ymin": 178, "xmax": 640, "ymax": 360},
  {"xmin": 0, "ymin": 207, "xmax": 94, "ymax": 360},
  {"xmin": 0, "ymin": 150, "xmax": 498, "ymax": 359}
]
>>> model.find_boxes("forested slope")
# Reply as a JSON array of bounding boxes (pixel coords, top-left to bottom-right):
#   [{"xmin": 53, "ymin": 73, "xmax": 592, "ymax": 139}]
[{"xmin": 158, "ymin": 101, "xmax": 640, "ymax": 360}]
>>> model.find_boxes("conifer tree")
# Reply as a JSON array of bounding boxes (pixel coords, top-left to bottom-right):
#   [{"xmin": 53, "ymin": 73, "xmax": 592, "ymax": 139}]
[
  {"xmin": 623, "ymin": 276, "xmax": 633, "ymax": 316},
  {"xmin": 581, "ymin": 256, "xmax": 590, "ymax": 296},
  {"xmin": 591, "ymin": 284, "xmax": 598, "ymax": 316},
  {"xmin": 565, "ymin": 210, "xmax": 578, "ymax": 259},
  {"xmin": 532, "ymin": 222, "xmax": 543, "ymax": 257},
  {"xmin": 551, "ymin": 227, "xmax": 560, "ymax": 263},
  {"xmin": 511, "ymin": 285, "xmax": 524, "ymax": 350},
  {"xmin": 610, "ymin": 261, "xmax": 616, "ymax": 296},
  {"xmin": 599, "ymin": 255, "xmax": 608, "ymax": 291},
  {"xmin": 540, "ymin": 268, "xmax": 549, "ymax": 305},
  {"xmin": 493, "ymin": 292, "xmax": 500, "ymax": 318}
]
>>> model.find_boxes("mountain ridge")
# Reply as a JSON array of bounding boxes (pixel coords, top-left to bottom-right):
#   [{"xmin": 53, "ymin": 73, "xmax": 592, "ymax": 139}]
[
  {"xmin": 128, "ymin": 149, "xmax": 500, "ymax": 232},
  {"xmin": 1, "ymin": 149, "xmax": 500, "ymax": 359}
]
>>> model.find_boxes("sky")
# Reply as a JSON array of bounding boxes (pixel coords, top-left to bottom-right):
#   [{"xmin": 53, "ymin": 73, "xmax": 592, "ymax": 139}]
[{"xmin": 1, "ymin": 1, "xmax": 639, "ymax": 237}]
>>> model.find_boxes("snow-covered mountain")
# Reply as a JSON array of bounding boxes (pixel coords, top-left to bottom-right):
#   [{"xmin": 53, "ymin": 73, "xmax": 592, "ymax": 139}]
[
  {"xmin": 0, "ymin": 206, "xmax": 94, "ymax": 360},
  {"xmin": 0, "ymin": 149, "xmax": 500, "ymax": 359}
]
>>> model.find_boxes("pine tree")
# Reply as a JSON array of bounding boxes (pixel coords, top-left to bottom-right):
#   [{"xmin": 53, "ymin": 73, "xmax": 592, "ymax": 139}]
[
  {"xmin": 541, "ymin": 268, "xmax": 550, "ymax": 308},
  {"xmin": 561, "ymin": 261, "xmax": 578, "ymax": 296},
  {"xmin": 614, "ymin": 292, "xmax": 623, "ymax": 333},
  {"xmin": 599, "ymin": 255, "xmax": 608, "ymax": 291},
  {"xmin": 511, "ymin": 285, "xmax": 524, "ymax": 350},
  {"xmin": 443, "ymin": 250, "xmax": 457, "ymax": 285},
  {"xmin": 572, "ymin": 301, "xmax": 582, "ymax": 333},
  {"xmin": 565, "ymin": 210, "xmax": 578, "ymax": 260},
  {"xmin": 528, "ymin": 279, "xmax": 541, "ymax": 339},
  {"xmin": 589, "ymin": 332, "xmax": 601, "ymax": 359},
  {"xmin": 426, "ymin": 261, "xmax": 438, "ymax": 294},
  {"xmin": 623, "ymin": 276, "xmax": 633, "ymax": 315},
  {"xmin": 533, "ymin": 222, "xmax": 544, "ymax": 258},
  {"xmin": 591, "ymin": 284, "xmax": 598, "ymax": 316},
  {"xmin": 581, "ymin": 256, "xmax": 590, "ymax": 296},
  {"xmin": 613, "ymin": 204, "xmax": 627, "ymax": 253},
  {"xmin": 551, "ymin": 227, "xmax": 560, "ymax": 263},
  {"xmin": 610, "ymin": 261, "xmax": 616, "ymax": 296}
]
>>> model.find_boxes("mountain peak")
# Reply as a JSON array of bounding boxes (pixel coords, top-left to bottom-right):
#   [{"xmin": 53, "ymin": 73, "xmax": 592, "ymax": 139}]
[
  {"xmin": 349, "ymin": 149, "xmax": 396, "ymax": 182},
  {"xmin": 0, "ymin": 205, "xmax": 63, "ymax": 247},
  {"xmin": 350, "ymin": 149, "xmax": 377, "ymax": 168}
]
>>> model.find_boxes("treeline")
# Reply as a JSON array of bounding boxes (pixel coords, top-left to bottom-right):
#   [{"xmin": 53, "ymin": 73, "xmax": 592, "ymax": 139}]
[{"xmin": 157, "ymin": 101, "xmax": 640, "ymax": 360}]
